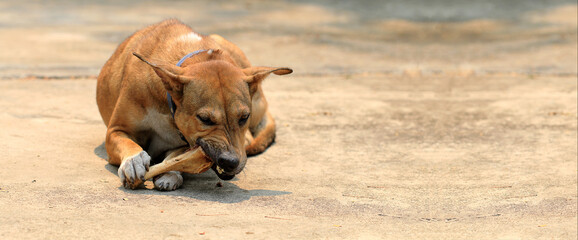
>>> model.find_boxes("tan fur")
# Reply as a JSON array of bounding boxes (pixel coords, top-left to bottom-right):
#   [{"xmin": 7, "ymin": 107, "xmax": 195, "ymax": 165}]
[{"xmin": 97, "ymin": 19, "xmax": 292, "ymax": 189}]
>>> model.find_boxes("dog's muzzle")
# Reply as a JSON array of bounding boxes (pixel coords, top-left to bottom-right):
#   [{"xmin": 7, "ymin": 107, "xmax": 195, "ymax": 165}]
[{"xmin": 197, "ymin": 138, "xmax": 241, "ymax": 180}]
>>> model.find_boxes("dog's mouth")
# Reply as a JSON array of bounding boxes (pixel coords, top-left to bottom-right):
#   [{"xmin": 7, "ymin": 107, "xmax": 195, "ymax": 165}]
[
  {"xmin": 195, "ymin": 138, "xmax": 242, "ymax": 180},
  {"xmin": 211, "ymin": 164, "xmax": 236, "ymax": 180}
]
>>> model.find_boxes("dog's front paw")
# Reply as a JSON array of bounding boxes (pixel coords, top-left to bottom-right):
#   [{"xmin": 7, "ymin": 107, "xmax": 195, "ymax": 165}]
[
  {"xmin": 153, "ymin": 171, "xmax": 183, "ymax": 191},
  {"xmin": 118, "ymin": 151, "xmax": 151, "ymax": 189}
]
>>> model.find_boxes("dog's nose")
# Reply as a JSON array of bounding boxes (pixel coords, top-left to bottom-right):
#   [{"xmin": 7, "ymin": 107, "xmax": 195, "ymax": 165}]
[{"xmin": 217, "ymin": 152, "xmax": 239, "ymax": 172}]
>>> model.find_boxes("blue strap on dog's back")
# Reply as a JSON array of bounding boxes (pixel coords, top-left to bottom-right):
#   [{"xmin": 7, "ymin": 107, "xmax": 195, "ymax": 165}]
[
  {"xmin": 168, "ymin": 49, "xmax": 208, "ymax": 143},
  {"xmin": 176, "ymin": 49, "xmax": 207, "ymax": 67}
]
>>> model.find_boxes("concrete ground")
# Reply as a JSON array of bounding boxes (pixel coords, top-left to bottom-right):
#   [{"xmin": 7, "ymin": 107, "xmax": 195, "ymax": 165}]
[{"xmin": 0, "ymin": 0, "xmax": 576, "ymax": 239}]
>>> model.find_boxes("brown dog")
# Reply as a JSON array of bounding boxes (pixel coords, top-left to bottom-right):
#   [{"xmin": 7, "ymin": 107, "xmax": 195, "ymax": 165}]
[{"xmin": 96, "ymin": 19, "xmax": 292, "ymax": 190}]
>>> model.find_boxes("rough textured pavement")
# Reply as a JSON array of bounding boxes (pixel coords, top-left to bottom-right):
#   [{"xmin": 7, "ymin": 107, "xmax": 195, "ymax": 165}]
[{"xmin": 1, "ymin": 1, "xmax": 576, "ymax": 239}]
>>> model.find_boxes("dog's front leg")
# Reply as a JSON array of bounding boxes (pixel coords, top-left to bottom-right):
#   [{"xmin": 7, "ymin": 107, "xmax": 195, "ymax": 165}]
[
  {"xmin": 246, "ymin": 111, "xmax": 276, "ymax": 156},
  {"xmin": 106, "ymin": 129, "xmax": 150, "ymax": 189}
]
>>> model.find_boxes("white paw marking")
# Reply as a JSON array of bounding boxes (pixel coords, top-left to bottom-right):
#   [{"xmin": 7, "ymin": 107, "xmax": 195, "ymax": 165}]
[
  {"xmin": 154, "ymin": 171, "xmax": 183, "ymax": 191},
  {"xmin": 118, "ymin": 151, "xmax": 151, "ymax": 189}
]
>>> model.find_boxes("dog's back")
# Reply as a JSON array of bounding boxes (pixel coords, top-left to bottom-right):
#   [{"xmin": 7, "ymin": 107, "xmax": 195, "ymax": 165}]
[{"xmin": 97, "ymin": 20, "xmax": 204, "ymax": 125}]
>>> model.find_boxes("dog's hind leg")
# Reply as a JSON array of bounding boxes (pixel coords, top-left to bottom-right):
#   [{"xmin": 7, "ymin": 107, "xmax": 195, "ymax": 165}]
[{"xmin": 246, "ymin": 111, "xmax": 276, "ymax": 156}]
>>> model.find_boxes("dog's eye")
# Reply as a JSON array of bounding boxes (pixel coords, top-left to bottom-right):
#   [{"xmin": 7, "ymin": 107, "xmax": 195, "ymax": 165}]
[
  {"xmin": 197, "ymin": 114, "xmax": 215, "ymax": 126},
  {"xmin": 239, "ymin": 114, "xmax": 250, "ymax": 126}
]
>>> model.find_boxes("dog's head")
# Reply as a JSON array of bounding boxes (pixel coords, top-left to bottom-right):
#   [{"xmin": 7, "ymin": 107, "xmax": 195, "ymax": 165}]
[{"xmin": 133, "ymin": 51, "xmax": 292, "ymax": 180}]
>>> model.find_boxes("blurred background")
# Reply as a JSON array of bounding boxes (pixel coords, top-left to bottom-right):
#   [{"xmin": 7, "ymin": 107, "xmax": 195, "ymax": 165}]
[{"xmin": 0, "ymin": 0, "xmax": 576, "ymax": 79}]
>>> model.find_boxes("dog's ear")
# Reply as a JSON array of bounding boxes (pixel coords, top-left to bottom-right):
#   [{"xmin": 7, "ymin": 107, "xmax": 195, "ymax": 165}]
[
  {"xmin": 133, "ymin": 52, "xmax": 186, "ymax": 102},
  {"xmin": 242, "ymin": 67, "xmax": 293, "ymax": 95}
]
